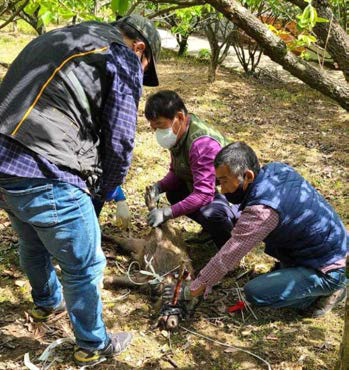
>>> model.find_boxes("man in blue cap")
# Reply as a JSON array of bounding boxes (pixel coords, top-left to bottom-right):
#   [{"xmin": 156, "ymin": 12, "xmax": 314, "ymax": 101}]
[{"xmin": 0, "ymin": 15, "xmax": 161, "ymax": 365}]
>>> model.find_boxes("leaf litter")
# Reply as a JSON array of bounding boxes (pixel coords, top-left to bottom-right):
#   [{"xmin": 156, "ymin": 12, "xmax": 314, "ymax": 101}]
[{"xmin": 0, "ymin": 40, "xmax": 347, "ymax": 369}]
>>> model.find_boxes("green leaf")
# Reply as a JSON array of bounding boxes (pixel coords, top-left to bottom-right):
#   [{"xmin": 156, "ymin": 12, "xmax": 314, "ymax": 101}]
[
  {"xmin": 315, "ymin": 17, "xmax": 329, "ymax": 23},
  {"xmin": 40, "ymin": 11, "xmax": 53, "ymax": 25},
  {"xmin": 111, "ymin": 0, "xmax": 130, "ymax": 15},
  {"xmin": 60, "ymin": 11, "xmax": 75, "ymax": 20}
]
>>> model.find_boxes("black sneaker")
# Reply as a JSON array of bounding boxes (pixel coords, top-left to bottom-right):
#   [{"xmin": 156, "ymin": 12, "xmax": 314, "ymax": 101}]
[
  {"xmin": 29, "ymin": 299, "xmax": 66, "ymax": 322},
  {"xmin": 73, "ymin": 332, "xmax": 132, "ymax": 366},
  {"xmin": 306, "ymin": 288, "xmax": 346, "ymax": 318}
]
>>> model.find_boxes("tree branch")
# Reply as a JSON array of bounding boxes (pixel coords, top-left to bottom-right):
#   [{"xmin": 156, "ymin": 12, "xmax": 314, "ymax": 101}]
[
  {"xmin": 150, "ymin": 0, "xmax": 203, "ymax": 6},
  {"xmin": 0, "ymin": 0, "xmax": 29, "ymax": 30},
  {"xmin": 126, "ymin": 0, "xmax": 142, "ymax": 16},
  {"xmin": 0, "ymin": 62, "xmax": 10, "ymax": 68},
  {"xmin": 206, "ymin": 0, "xmax": 349, "ymax": 110},
  {"xmin": 287, "ymin": 0, "xmax": 349, "ymax": 81},
  {"xmin": 148, "ymin": 4, "xmax": 196, "ymax": 19}
]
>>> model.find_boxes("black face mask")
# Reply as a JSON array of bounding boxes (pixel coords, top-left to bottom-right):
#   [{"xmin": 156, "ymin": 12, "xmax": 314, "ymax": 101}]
[{"xmin": 224, "ymin": 184, "xmax": 246, "ymax": 204}]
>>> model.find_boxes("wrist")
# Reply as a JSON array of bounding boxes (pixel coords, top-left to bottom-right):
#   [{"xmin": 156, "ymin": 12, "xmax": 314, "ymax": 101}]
[
  {"xmin": 163, "ymin": 207, "xmax": 173, "ymax": 219},
  {"xmin": 190, "ymin": 284, "xmax": 205, "ymax": 297},
  {"xmin": 156, "ymin": 181, "xmax": 164, "ymax": 194}
]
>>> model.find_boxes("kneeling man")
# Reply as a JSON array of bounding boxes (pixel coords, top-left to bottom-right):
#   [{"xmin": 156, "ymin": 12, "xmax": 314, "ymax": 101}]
[{"xmin": 188, "ymin": 142, "xmax": 347, "ymax": 317}]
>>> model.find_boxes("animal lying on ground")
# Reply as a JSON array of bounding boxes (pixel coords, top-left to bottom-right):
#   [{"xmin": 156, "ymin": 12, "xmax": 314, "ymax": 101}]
[{"xmin": 103, "ymin": 187, "xmax": 195, "ymax": 330}]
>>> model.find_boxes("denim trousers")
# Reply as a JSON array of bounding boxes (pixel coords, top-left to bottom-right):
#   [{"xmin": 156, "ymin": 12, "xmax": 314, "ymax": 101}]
[
  {"xmin": 244, "ymin": 265, "xmax": 346, "ymax": 309},
  {"xmin": 166, "ymin": 184, "xmax": 240, "ymax": 248},
  {"xmin": 0, "ymin": 178, "xmax": 108, "ymax": 350}
]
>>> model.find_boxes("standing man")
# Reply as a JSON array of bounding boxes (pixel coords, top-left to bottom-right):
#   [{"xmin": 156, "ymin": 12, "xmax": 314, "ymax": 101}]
[
  {"xmin": 0, "ymin": 15, "xmax": 161, "ymax": 366},
  {"xmin": 186, "ymin": 142, "xmax": 347, "ymax": 317},
  {"xmin": 145, "ymin": 90, "xmax": 239, "ymax": 248}
]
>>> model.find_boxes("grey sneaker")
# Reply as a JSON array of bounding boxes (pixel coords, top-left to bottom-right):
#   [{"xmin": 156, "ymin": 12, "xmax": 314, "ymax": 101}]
[
  {"xmin": 74, "ymin": 332, "xmax": 132, "ymax": 366},
  {"xmin": 29, "ymin": 299, "xmax": 66, "ymax": 322},
  {"xmin": 310, "ymin": 288, "xmax": 346, "ymax": 318}
]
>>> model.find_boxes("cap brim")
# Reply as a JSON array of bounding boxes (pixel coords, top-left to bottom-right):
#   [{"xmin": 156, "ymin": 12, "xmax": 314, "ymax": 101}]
[{"xmin": 143, "ymin": 54, "xmax": 159, "ymax": 87}]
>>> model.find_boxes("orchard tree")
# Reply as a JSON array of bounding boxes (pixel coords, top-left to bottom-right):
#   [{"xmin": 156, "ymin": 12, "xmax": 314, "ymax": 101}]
[
  {"xmin": 1, "ymin": 0, "xmax": 112, "ymax": 35},
  {"xmin": 154, "ymin": 0, "xmax": 349, "ymax": 110},
  {"xmin": 150, "ymin": 6, "xmax": 203, "ymax": 56},
  {"xmin": 201, "ymin": 7, "xmax": 236, "ymax": 81}
]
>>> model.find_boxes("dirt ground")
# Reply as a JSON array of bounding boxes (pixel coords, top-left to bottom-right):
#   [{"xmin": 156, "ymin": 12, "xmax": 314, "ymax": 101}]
[{"xmin": 0, "ymin": 31, "xmax": 348, "ymax": 370}]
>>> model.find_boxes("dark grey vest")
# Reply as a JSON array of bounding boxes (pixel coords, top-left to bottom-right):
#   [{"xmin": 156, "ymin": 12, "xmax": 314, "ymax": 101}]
[{"xmin": 0, "ymin": 21, "xmax": 127, "ymax": 179}]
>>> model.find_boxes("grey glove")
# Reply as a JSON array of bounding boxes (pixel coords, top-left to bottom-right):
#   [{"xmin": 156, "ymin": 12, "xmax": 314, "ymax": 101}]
[
  {"xmin": 147, "ymin": 207, "xmax": 172, "ymax": 227},
  {"xmin": 162, "ymin": 281, "xmax": 193, "ymax": 302},
  {"xmin": 145, "ymin": 183, "xmax": 161, "ymax": 204}
]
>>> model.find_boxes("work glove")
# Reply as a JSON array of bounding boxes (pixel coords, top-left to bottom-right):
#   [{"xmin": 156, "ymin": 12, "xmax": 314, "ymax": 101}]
[
  {"xmin": 114, "ymin": 200, "xmax": 131, "ymax": 230},
  {"xmin": 147, "ymin": 207, "xmax": 172, "ymax": 227},
  {"xmin": 162, "ymin": 280, "xmax": 193, "ymax": 302},
  {"xmin": 145, "ymin": 183, "xmax": 161, "ymax": 204}
]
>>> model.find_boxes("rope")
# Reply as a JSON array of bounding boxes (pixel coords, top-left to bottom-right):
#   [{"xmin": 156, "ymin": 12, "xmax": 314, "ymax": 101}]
[{"xmin": 126, "ymin": 256, "xmax": 180, "ymax": 286}]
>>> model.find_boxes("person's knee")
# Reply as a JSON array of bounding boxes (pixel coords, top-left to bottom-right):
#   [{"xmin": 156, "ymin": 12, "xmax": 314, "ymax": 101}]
[
  {"xmin": 201, "ymin": 203, "xmax": 230, "ymax": 222},
  {"xmin": 243, "ymin": 280, "xmax": 263, "ymax": 305}
]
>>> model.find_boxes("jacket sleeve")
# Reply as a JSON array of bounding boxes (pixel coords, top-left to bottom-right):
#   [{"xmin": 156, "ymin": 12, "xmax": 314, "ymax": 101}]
[{"xmin": 100, "ymin": 44, "xmax": 143, "ymax": 197}]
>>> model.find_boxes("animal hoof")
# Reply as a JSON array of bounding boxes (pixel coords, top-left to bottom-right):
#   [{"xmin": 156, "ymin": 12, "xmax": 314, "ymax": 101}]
[
  {"xmin": 158, "ymin": 314, "xmax": 179, "ymax": 330},
  {"xmin": 166, "ymin": 315, "xmax": 179, "ymax": 330}
]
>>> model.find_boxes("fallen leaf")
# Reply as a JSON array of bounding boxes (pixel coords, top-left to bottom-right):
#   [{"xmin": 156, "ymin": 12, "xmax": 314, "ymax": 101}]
[
  {"xmin": 265, "ymin": 335, "xmax": 278, "ymax": 341},
  {"xmin": 14, "ymin": 279, "xmax": 26, "ymax": 287},
  {"xmin": 160, "ymin": 330, "xmax": 169, "ymax": 338}
]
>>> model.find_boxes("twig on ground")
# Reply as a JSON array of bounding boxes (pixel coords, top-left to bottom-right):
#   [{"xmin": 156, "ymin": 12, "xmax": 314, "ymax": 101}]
[
  {"xmin": 103, "ymin": 289, "xmax": 131, "ymax": 303},
  {"xmin": 46, "ymin": 311, "xmax": 67, "ymax": 324},
  {"xmin": 162, "ymin": 355, "xmax": 178, "ymax": 368},
  {"xmin": 235, "ymin": 284, "xmax": 245, "ymax": 322},
  {"xmin": 235, "ymin": 282, "xmax": 258, "ymax": 320},
  {"xmin": 0, "ymin": 221, "xmax": 10, "ymax": 230},
  {"xmin": 179, "ymin": 325, "xmax": 272, "ymax": 370}
]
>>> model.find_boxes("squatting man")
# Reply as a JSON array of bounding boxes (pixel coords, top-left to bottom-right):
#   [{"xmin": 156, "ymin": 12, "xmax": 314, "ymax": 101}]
[
  {"xmin": 168, "ymin": 141, "xmax": 347, "ymax": 318},
  {"xmin": 145, "ymin": 90, "xmax": 239, "ymax": 248}
]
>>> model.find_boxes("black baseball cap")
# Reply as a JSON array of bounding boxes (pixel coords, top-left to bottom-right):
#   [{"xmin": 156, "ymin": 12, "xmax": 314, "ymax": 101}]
[{"xmin": 119, "ymin": 15, "xmax": 161, "ymax": 86}]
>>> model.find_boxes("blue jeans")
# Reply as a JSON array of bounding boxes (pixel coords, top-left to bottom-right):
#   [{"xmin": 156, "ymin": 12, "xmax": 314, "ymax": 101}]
[
  {"xmin": 244, "ymin": 266, "xmax": 346, "ymax": 309},
  {"xmin": 0, "ymin": 178, "xmax": 108, "ymax": 350}
]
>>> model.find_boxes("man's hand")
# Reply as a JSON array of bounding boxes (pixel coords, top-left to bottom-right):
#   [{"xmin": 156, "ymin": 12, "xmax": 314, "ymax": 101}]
[
  {"xmin": 162, "ymin": 280, "xmax": 193, "ymax": 302},
  {"xmin": 190, "ymin": 284, "xmax": 205, "ymax": 297},
  {"xmin": 147, "ymin": 207, "xmax": 172, "ymax": 227},
  {"xmin": 114, "ymin": 200, "xmax": 131, "ymax": 230},
  {"xmin": 145, "ymin": 183, "xmax": 161, "ymax": 204}
]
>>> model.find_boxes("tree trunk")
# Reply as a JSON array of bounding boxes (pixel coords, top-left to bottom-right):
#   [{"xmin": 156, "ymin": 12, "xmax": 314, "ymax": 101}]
[
  {"xmin": 92, "ymin": 0, "xmax": 97, "ymax": 16},
  {"xmin": 19, "ymin": 5, "xmax": 45, "ymax": 35},
  {"xmin": 206, "ymin": 0, "xmax": 349, "ymax": 111},
  {"xmin": 287, "ymin": 0, "xmax": 349, "ymax": 82},
  {"xmin": 208, "ymin": 56, "xmax": 218, "ymax": 82},
  {"xmin": 178, "ymin": 36, "xmax": 188, "ymax": 56},
  {"xmin": 205, "ymin": 22, "xmax": 220, "ymax": 83}
]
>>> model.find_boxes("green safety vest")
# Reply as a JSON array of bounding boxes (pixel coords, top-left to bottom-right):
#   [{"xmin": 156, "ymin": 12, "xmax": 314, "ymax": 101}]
[{"xmin": 170, "ymin": 114, "xmax": 230, "ymax": 192}]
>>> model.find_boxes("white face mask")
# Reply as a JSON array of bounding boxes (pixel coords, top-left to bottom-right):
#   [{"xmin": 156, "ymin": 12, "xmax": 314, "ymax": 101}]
[{"xmin": 155, "ymin": 127, "xmax": 177, "ymax": 149}]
